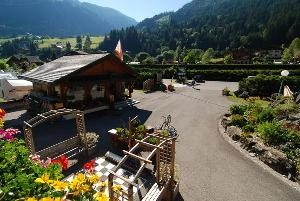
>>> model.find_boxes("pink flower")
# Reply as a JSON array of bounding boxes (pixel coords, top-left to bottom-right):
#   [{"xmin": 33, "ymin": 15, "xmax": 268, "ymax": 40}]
[{"xmin": 0, "ymin": 128, "xmax": 20, "ymax": 141}]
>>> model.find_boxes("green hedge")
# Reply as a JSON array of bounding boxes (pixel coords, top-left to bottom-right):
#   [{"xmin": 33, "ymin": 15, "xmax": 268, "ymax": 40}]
[
  {"xmin": 130, "ymin": 64, "xmax": 300, "ymax": 83},
  {"xmin": 130, "ymin": 64, "xmax": 300, "ymax": 71},
  {"xmin": 239, "ymin": 74, "xmax": 300, "ymax": 96}
]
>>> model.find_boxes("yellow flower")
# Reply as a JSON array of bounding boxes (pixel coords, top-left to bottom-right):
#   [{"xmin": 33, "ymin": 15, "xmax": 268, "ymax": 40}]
[
  {"xmin": 88, "ymin": 174, "xmax": 100, "ymax": 184},
  {"xmin": 112, "ymin": 184, "xmax": 122, "ymax": 192},
  {"xmin": 0, "ymin": 118, "xmax": 4, "ymax": 129},
  {"xmin": 69, "ymin": 179, "xmax": 80, "ymax": 191},
  {"xmin": 100, "ymin": 181, "xmax": 107, "ymax": 188},
  {"xmin": 80, "ymin": 184, "xmax": 91, "ymax": 192},
  {"xmin": 94, "ymin": 192, "xmax": 109, "ymax": 201},
  {"xmin": 40, "ymin": 197, "xmax": 54, "ymax": 201},
  {"xmin": 50, "ymin": 180, "xmax": 67, "ymax": 191},
  {"xmin": 73, "ymin": 190, "xmax": 80, "ymax": 196},
  {"xmin": 35, "ymin": 173, "xmax": 52, "ymax": 184},
  {"xmin": 26, "ymin": 198, "xmax": 38, "ymax": 201},
  {"xmin": 76, "ymin": 173, "xmax": 85, "ymax": 182}
]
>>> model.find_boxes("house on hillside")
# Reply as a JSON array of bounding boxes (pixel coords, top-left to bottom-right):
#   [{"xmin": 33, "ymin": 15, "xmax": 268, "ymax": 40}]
[
  {"xmin": 7, "ymin": 55, "xmax": 44, "ymax": 67},
  {"xmin": 64, "ymin": 50, "xmax": 88, "ymax": 56},
  {"xmin": 230, "ymin": 48, "xmax": 252, "ymax": 64},
  {"xmin": 19, "ymin": 53, "xmax": 138, "ymax": 113}
]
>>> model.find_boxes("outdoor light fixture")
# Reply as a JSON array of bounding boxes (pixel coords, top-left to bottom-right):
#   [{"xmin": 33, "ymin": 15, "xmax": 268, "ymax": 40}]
[
  {"xmin": 281, "ymin": 70, "xmax": 289, "ymax": 77},
  {"xmin": 278, "ymin": 70, "xmax": 289, "ymax": 96}
]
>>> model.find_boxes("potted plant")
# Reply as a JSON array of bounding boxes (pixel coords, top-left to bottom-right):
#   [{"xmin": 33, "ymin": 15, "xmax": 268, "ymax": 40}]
[{"xmin": 80, "ymin": 132, "xmax": 99, "ymax": 156}]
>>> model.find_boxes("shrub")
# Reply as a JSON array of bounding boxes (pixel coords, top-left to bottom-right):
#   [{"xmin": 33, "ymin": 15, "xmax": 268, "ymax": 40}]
[
  {"xmin": 257, "ymin": 121, "xmax": 289, "ymax": 145},
  {"xmin": 222, "ymin": 87, "xmax": 231, "ymax": 96},
  {"xmin": 256, "ymin": 107, "xmax": 275, "ymax": 123},
  {"xmin": 239, "ymin": 74, "xmax": 300, "ymax": 97},
  {"xmin": 273, "ymin": 100, "xmax": 299, "ymax": 116},
  {"xmin": 230, "ymin": 114, "xmax": 246, "ymax": 127},
  {"xmin": 80, "ymin": 132, "xmax": 99, "ymax": 148},
  {"xmin": 230, "ymin": 104, "xmax": 248, "ymax": 115},
  {"xmin": 242, "ymin": 124, "xmax": 255, "ymax": 133}
]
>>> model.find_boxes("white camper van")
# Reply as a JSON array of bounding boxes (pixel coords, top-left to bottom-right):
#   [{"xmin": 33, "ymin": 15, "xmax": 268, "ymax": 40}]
[{"xmin": 0, "ymin": 79, "xmax": 33, "ymax": 101}]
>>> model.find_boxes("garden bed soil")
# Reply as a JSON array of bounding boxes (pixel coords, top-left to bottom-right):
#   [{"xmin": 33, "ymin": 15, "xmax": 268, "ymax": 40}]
[{"xmin": 221, "ymin": 115, "xmax": 300, "ymax": 183}]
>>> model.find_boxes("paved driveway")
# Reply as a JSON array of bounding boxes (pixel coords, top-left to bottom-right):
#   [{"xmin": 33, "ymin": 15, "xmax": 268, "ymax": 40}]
[
  {"xmin": 5, "ymin": 81, "xmax": 300, "ymax": 200},
  {"xmin": 133, "ymin": 81, "xmax": 300, "ymax": 201}
]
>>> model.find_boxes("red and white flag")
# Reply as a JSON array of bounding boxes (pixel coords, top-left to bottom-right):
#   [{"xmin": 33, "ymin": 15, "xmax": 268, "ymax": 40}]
[{"xmin": 115, "ymin": 39, "xmax": 123, "ymax": 61}]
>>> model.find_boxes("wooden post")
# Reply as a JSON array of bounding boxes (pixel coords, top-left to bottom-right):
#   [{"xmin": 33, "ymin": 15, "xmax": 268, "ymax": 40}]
[
  {"xmin": 108, "ymin": 174, "xmax": 114, "ymax": 200},
  {"xmin": 59, "ymin": 83, "xmax": 68, "ymax": 103},
  {"xmin": 128, "ymin": 184, "xmax": 134, "ymax": 201},
  {"xmin": 156, "ymin": 137, "xmax": 161, "ymax": 184},
  {"xmin": 128, "ymin": 81, "xmax": 133, "ymax": 98},
  {"xmin": 128, "ymin": 117, "xmax": 132, "ymax": 150},
  {"xmin": 83, "ymin": 84, "xmax": 92, "ymax": 102}
]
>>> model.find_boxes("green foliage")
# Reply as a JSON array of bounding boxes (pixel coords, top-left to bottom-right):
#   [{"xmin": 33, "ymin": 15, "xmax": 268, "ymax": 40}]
[
  {"xmin": 222, "ymin": 87, "xmax": 231, "ymax": 96},
  {"xmin": 183, "ymin": 49, "xmax": 203, "ymax": 64},
  {"xmin": 76, "ymin": 36, "xmax": 82, "ymax": 50},
  {"xmin": 83, "ymin": 35, "xmax": 92, "ymax": 52},
  {"xmin": 201, "ymin": 48, "xmax": 214, "ymax": 64},
  {"xmin": 242, "ymin": 124, "xmax": 255, "ymax": 133},
  {"xmin": 282, "ymin": 48, "xmax": 293, "ymax": 64},
  {"xmin": 224, "ymin": 55, "xmax": 233, "ymax": 64},
  {"xmin": 0, "ymin": 139, "xmax": 63, "ymax": 200},
  {"xmin": 115, "ymin": 128, "xmax": 130, "ymax": 137},
  {"xmin": 135, "ymin": 52, "xmax": 150, "ymax": 62},
  {"xmin": 273, "ymin": 100, "xmax": 299, "ymax": 116},
  {"xmin": 142, "ymin": 57, "xmax": 155, "ymax": 65},
  {"xmin": 230, "ymin": 104, "xmax": 248, "ymax": 115},
  {"xmin": 257, "ymin": 121, "xmax": 289, "ymax": 145},
  {"xmin": 230, "ymin": 114, "xmax": 246, "ymax": 127},
  {"xmin": 256, "ymin": 107, "xmax": 274, "ymax": 123},
  {"xmin": 66, "ymin": 41, "xmax": 71, "ymax": 52},
  {"xmin": 289, "ymin": 37, "xmax": 300, "ymax": 60},
  {"xmin": 0, "ymin": 60, "xmax": 8, "ymax": 70},
  {"xmin": 123, "ymin": 53, "xmax": 133, "ymax": 63},
  {"xmin": 239, "ymin": 74, "xmax": 300, "ymax": 97},
  {"xmin": 162, "ymin": 50, "xmax": 175, "ymax": 63}
]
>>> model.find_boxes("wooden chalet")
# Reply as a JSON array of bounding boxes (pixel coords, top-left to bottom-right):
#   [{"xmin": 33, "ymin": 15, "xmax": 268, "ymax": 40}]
[
  {"xmin": 7, "ymin": 55, "xmax": 44, "ymax": 66},
  {"xmin": 19, "ymin": 53, "xmax": 138, "ymax": 112}
]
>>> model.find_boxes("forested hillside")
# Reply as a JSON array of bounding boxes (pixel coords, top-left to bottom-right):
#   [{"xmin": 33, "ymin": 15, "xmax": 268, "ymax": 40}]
[
  {"xmin": 0, "ymin": 0, "xmax": 137, "ymax": 37},
  {"xmin": 100, "ymin": 0, "xmax": 300, "ymax": 54}
]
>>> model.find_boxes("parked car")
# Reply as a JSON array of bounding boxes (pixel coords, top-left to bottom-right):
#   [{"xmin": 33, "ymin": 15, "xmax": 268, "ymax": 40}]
[{"xmin": 193, "ymin": 75, "xmax": 205, "ymax": 83}]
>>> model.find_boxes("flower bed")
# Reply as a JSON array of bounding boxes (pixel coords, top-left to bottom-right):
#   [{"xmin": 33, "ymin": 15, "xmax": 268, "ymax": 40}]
[
  {"xmin": 222, "ymin": 97, "xmax": 300, "ymax": 182},
  {"xmin": 0, "ymin": 108, "xmax": 121, "ymax": 201}
]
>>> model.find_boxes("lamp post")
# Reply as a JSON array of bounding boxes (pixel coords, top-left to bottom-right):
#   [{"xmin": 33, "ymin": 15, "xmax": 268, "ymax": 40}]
[{"xmin": 278, "ymin": 70, "xmax": 289, "ymax": 95}]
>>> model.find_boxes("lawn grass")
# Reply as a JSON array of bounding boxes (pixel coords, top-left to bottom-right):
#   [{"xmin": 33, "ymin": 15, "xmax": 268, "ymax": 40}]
[
  {"xmin": 0, "ymin": 98, "xmax": 6, "ymax": 103},
  {"xmin": 37, "ymin": 36, "xmax": 104, "ymax": 49},
  {"xmin": 228, "ymin": 94, "xmax": 269, "ymax": 107},
  {"xmin": 0, "ymin": 36, "xmax": 104, "ymax": 49}
]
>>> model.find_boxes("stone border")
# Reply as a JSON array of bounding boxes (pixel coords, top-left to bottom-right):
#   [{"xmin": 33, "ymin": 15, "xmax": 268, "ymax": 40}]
[{"xmin": 217, "ymin": 116, "xmax": 300, "ymax": 192}]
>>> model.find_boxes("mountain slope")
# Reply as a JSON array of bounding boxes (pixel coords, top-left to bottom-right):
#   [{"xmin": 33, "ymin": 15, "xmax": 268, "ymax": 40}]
[
  {"xmin": 101, "ymin": 0, "xmax": 300, "ymax": 54},
  {"xmin": 0, "ymin": 0, "xmax": 137, "ymax": 37}
]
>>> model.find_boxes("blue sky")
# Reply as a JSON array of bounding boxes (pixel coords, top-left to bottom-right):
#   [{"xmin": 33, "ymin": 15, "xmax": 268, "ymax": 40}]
[{"xmin": 80, "ymin": 0, "xmax": 192, "ymax": 22}]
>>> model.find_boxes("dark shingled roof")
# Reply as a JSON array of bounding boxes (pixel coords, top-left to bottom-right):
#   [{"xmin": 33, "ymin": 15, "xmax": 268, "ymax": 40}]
[{"xmin": 20, "ymin": 53, "xmax": 110, "ymax": 84}]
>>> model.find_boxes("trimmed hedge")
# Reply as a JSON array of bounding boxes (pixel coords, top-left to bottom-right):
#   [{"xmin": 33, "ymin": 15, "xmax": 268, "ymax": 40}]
[
  {"xmin": 130, "ymin": 64, "xmax": 300, "ymax": 83},
  {"xmin": 239, "ymin": 74, "xmax": 300, "ymax": 96},
  {"xmin": 130, "ymin": 64, "xmax": 300, "ymax": 70}
]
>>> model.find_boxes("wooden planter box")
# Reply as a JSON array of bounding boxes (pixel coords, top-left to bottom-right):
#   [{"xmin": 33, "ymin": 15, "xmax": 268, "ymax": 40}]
[
  {"xmin": 87, "ymin": 145, "xmax": 97, "ymax": 156},
  {"xmin": 108, "ymin": 129, "xmax": 154, "ymax": 152}
]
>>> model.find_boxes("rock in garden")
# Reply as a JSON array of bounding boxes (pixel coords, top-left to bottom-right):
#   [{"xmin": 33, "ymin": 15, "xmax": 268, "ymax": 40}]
[
  {"xmin": 238, "ymin": 91, "xmax": 250, "ymax": 99},
  {"xmin": 226, "ymin": 126, "xmax": 242, "ymax": 141}
]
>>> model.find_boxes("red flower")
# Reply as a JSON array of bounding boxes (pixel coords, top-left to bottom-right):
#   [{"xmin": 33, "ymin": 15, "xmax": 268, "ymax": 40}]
[
  {"xmin": 0, "ymin": 108, "xmax": 6, "ymax": 119},
  {"xmin": 84, "ymin": 160, "xmax": 96, "ymax": 173},
  {"xmin": 51, "ymin": 155, "xmax": 69, "ymax": 170}
]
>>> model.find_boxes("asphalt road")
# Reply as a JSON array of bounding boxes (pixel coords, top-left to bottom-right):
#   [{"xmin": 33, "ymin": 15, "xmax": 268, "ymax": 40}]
[
  {"xmin": 4, "ymin": 81, "xmax": 300, "ymax": 201},
  {"xmin": 133, "ymin": 81, "xmax": 300, "ymax": 201}
]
